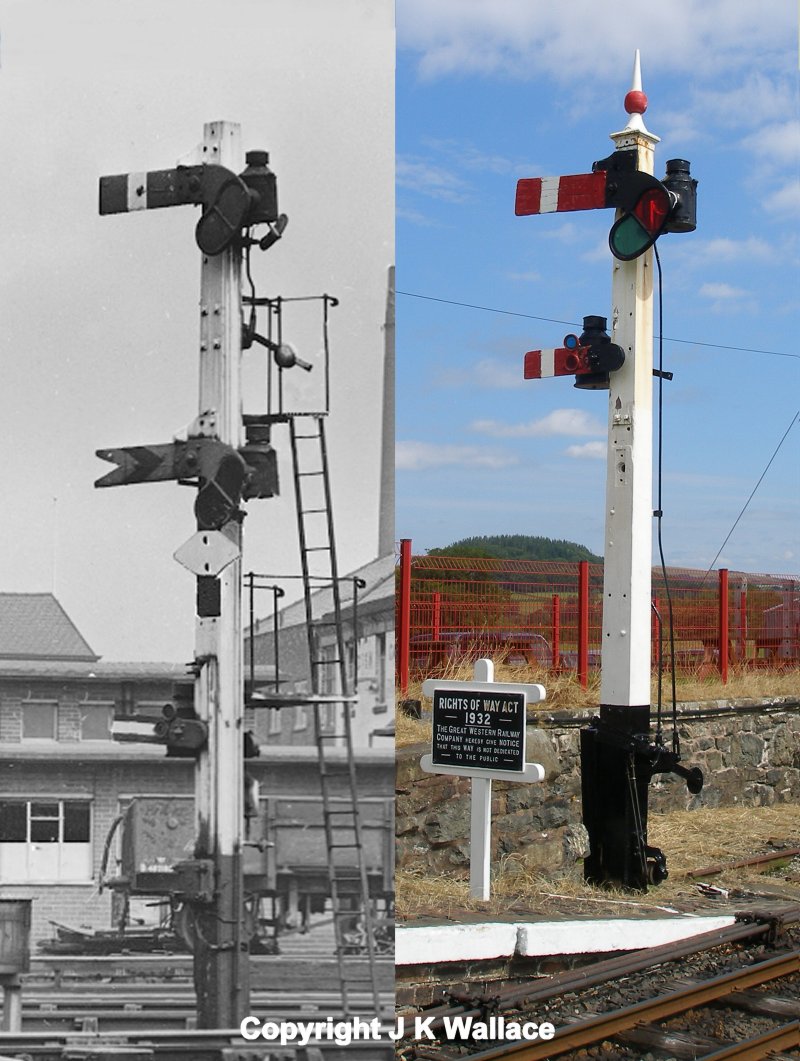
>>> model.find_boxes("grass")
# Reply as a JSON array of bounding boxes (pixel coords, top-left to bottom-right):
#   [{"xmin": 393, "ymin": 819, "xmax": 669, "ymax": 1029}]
[
  {"xmin": 396, "ymin": 804, "xmax": 800, "ymax": 921},
  {"xmin": 396, "ymin": 662, "xmax": 800, "ymax": 920},
  {"xmin": 397, "ymin": 662, "xmax": 800, "ymax": 747}
]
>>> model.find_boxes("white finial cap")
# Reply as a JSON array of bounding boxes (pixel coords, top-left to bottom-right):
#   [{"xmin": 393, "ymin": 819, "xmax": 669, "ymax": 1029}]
[{"xmin": 622, "ymin": 49, "xmax": 649, "ymax": 134}]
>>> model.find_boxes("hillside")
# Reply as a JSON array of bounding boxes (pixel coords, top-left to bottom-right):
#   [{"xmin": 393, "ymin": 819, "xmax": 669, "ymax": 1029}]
[{"xmin": 427, "ymin": 534, "xmax": 602, "ymax": 563}]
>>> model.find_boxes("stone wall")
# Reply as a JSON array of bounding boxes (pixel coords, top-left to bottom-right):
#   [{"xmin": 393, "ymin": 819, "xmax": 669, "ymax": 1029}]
[{"xmin": 396, "ymin": 700, "xmax": 800, "ymax": 877}]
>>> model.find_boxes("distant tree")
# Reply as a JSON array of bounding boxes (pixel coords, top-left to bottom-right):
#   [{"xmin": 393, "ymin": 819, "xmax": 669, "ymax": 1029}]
[{"xmin": 428, "ymin": 535, "xmax": 602, "ymax": 564}]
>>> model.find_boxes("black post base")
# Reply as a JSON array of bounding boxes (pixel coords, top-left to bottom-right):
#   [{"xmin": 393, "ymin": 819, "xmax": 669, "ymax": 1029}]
[{"xmin": 581, "ymin": 704, "xmax": 658, "ymax": 891}]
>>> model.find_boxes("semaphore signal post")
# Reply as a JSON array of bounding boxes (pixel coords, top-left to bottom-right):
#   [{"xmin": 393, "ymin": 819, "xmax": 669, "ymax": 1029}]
[
  {"xmin": 516, "ymin": 53, "xmax": 702, "ymax": 890},
  {"xmin": 96, "ymin": 121, "xmax": 285, "ymax": 1026}
]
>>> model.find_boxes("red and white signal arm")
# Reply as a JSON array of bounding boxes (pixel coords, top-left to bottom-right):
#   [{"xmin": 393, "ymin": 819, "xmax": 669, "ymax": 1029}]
[
  {"xmin": 515, "ymin": 172, "xmax": 607, "ymax": 216},
  {"xmin": 524, "ymin": 341, "xmax": 590, "ymax": 380}
]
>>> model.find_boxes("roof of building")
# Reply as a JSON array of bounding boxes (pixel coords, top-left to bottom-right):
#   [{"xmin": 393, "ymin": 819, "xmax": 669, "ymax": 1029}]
[
  {"xmin": 0, "ymin": 660, "xmax": 280, "ymax": 683},
  {"xmin": 0, "ymin": 660, "xmax": 188, "ymax": 681},
  {"xmin": 0, "ymin": 593, "xmax": 99, "ymax": 662},
  {"xmin": 248, "ymin": 553, "xmax": 394, "ymax": 638}
]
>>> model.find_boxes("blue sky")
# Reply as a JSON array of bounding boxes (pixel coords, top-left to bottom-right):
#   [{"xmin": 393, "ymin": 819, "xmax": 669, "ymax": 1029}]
[{"xmin": 396, "ymin": 1, "xmax": 799, "ymax": 576}]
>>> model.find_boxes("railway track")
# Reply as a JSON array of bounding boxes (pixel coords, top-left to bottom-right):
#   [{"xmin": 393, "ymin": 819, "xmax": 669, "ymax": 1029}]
[
  {"xmin": 0, "ymin": 1028, "xmax": 396, "ymax": 1061},
  {"xmin": 16, "ymin": 988, "xmax": 394, "ymax": 1033},
  {"xmin": 397, "ymin": 908, "xmax": 800, "ymax": 1060}
]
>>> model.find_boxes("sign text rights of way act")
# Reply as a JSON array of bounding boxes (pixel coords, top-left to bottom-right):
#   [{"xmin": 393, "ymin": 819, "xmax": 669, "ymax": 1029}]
[{"xmin": 421, "ymin": 659, "xmax": 547, "ymax": 898}]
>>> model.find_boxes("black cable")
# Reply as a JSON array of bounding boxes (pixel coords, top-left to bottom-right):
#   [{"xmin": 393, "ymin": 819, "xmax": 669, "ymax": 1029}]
[
  {"xmin": 701, "ymin": 409, "xmax": 799, "ymax": 583},
  {"xmin": 653, "ymin": 245, "xmax": 680, "ymax": 756},
  {"xmin": 397, "ymin": 289, "xmax": 800, "ymax": 360}
]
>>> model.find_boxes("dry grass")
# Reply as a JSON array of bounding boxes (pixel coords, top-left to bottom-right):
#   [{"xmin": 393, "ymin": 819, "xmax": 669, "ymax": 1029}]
[
  {"xmin": 396, "ymin": 803, "xmax": 800, "ymax": 921},
  {"xmin": 397, "ymin": 664, "xmax": 800, "ymax": 748}
]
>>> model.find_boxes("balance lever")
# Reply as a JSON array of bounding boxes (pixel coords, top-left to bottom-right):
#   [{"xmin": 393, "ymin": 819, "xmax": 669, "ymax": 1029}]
[
  {"xmin": 248, "ymin": 332, "xmax": 312, "ymax": 371},
  {"xmin": 670, "ymin": 762, "xmax": 704, "ymax": 795}
]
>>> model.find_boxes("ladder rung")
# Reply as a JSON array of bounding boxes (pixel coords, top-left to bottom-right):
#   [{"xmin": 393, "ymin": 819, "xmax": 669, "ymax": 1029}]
[
  {"xmin": 294, "ymin": 433, "xmax": 322, "ymax": 440},
  {"xmin": 297, "ymin": 470, "xmax": 324, "ymax": 477},
  {"xmin": 300, "ymin": 507, "xmax": 328, "ymax": 515},
  {"xmin": 311, "ymin": 657, "xmax": 342, "ymax": 665},
  {"xmin": 328, "ymin": 842, "xmax": 360, "ymax": 849}
]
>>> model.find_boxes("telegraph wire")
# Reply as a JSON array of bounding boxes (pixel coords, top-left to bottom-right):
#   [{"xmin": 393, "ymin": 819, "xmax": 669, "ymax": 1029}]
[
  {"xmin": 397, "ymin": 290, "xmax": 800, "ymax": 360},
  {"xmin": 702, "ymin": 409, "xmax": 800, "ymax": 582}
]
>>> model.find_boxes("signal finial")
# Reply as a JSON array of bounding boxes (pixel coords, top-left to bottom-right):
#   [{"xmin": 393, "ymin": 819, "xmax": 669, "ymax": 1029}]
[{"xmin": 622, "ymin": 50, "xmax": 650, "ymax": 134}]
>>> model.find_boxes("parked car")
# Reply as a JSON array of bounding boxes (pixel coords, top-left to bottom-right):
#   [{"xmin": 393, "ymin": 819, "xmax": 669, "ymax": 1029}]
[{"xmin": 409, "ymin": 628, "xmax": 601, "ymax": 674}]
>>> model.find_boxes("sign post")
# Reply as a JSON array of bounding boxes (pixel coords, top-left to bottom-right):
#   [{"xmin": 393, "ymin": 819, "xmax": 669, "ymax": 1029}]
[{"xmin": 421, "ymin": 659, "xmax": 546, "ymax": 899}]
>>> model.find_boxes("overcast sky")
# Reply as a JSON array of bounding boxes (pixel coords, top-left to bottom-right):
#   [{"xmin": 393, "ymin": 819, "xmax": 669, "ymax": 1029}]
[
  {"xmin": 1, "ymin": 0, "xmax": 393, "ymax": 661},
  {"xmin": 396, "ymin": 1, "xmax": 799, "ymax": 576}
]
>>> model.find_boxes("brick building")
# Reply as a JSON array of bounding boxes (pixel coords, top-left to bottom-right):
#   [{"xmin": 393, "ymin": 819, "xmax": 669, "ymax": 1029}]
[
  {"xmin": 246, "ymin": 553, "xmax": 394, "ymax": 748},
  {"xmin": 0, "ymin": 593, "xmax": 392, "ymax": 945}
]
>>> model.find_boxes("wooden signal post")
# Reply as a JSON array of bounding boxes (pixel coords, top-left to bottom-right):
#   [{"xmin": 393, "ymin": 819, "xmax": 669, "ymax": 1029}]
[{"xmin": 516, "ymin": 54, "xmax": 700, "ymax": 888}]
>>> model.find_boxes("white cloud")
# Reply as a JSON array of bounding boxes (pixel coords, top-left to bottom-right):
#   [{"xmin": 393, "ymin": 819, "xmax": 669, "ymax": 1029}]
[
  {"xmin": 396, "ymin": 205, "xmax": 443, "ymax": 227},
  {"xmin": 471, "ymin": 408, "xmax": 606, "ymax": 438},
  {"xmin": 691, "ymin": 237, "xmax": 772, "ymax": 263},
  {"xmin": 699, "ymin": 282, "xmax": 749, "ymax": 301},
  {"xmin": 422, "ymin": 136, "xmax": 537, "ymax": 176},
  {"xmin": 396, "ymin": 440, "xmax": 517, "ymax": 470},
  {"xmin": 741, "ymin": 120, "xmax": 800, "ymax": 166},
  {"xmin": 538, "ymin": 220, "xmax": 582, "ymax": 244},
  {"xmin": 398, "ymin": 1, "xmax": 793, "ymax": 86},
  {"xmin": 507, "ymin": 270, "xmax": 541, "ymax": 282},
  {"xmin": 565, "ymin": 441, "xmax": 606, "ymax": 459},
  {"xmin": 396, "ymin": 156, "xmax": 471, "ymax": 202},
  {"xmin": 764, "ymin": 179, "xmax": 800, "ymax": 215},
  {"xmin": 436, "ymin": 356, "xmax": 528, "ymax": 389},
  {"xmin": 699, "ymin": 73, "xmax": 797, "ymax": 133}
]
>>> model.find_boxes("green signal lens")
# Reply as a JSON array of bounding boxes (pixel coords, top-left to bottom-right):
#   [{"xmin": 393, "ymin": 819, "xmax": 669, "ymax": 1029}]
[
  {"xmin": 609, "ymin": 214, "xmax": 653, "ymax": 260},
  {"xmin": 609, "ymin": 186, "xmax": 672, "ymax": 261}
]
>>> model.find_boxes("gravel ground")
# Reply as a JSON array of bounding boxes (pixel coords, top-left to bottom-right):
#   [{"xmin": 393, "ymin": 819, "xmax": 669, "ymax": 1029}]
[{"xmin": 397, "ymin": 925, "xmax": 800, "ymax": 1060}]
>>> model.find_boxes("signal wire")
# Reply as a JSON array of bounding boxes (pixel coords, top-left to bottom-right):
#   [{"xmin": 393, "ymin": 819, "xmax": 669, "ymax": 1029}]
[
  {"xmin": 701, "ymin": 409, "xmax": 799, "ymax": 583},
  {"xmin": 397, "ymin": 289, "xmax": 800, "ymax": 360},
  {"xmin": 653, "ymin": 245, "xmax": 680, "ymax": 756}
]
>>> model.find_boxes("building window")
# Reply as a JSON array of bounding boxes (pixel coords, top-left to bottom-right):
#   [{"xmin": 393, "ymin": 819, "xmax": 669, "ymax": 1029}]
[
  {"xmin": 293, "ymin": 704, "xmax": 308, "ymax": 731},
  {"xmin": 22, "ymin": 701, "xmax": 57, "ymax": 740},
  {"xmin": 80, "ymin": 703, "xmax": 114, "ymax": 741},
  {"xmin": 0, "ymin": 799, "xmax": 92, "ymax": 882},
  {"xmin": 268, "ymin": 708, "xmax": 282, "ymax": 735}
]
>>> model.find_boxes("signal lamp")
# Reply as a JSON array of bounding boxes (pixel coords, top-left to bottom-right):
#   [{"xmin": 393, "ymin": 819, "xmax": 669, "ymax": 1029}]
[{"xmin": 608, "ymin": 184, "xmax": 672, "ymax": 261}]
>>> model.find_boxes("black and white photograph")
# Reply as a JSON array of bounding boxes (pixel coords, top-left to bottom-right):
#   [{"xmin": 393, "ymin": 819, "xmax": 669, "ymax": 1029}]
[{"xmin": 0, "ymin": 0, "xmax": 395, "ymax": 1049}]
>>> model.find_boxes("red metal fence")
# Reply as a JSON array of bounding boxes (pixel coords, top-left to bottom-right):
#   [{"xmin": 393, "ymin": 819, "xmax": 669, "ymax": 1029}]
[{"xmin": 395, "ymin": 540, "xmax": 800, "ymax": 693}]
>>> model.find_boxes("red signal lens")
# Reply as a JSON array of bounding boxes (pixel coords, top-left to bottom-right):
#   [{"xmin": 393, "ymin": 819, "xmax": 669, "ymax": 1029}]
[{"xmin": 633, "ymin": 188, "xmax": 671, "ymax": 235}]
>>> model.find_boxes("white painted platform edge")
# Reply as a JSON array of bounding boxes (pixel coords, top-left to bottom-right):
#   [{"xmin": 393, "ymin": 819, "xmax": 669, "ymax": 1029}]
[
  {"xmin": 396, "ymin": 915, "xmax": 737, "ymax": 966},
  {"xmin": 395, "ymin": 922, "xmax": 519, "ymax": 966},
  {"xmin": 515, "ymin": 915, "xmax": 737, "ymax": 955}
]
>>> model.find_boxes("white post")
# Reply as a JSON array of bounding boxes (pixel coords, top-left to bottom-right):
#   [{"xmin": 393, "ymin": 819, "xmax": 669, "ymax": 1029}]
[
  {"xmin": 193, "ymin": 120, "xmax": 248, "ymax": 1025},
  {"xmin": 470, "ymin": 657, "xmax": 494, "ymax": 899},
  {"xmin": 600, "ymin": 52, "xmax": 658, "ymax": 710}
]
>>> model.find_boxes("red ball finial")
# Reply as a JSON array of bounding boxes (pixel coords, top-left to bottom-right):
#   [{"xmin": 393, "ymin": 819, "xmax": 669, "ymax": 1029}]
[{"xmin": 624, "ymin": 89, "xmax": 647, "ymax": 115}]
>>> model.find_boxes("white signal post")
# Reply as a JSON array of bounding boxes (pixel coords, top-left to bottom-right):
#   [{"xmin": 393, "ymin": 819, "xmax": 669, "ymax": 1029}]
[
  {"xmin": 602, "ymin": 52, "xmax": 656, "ymax": 708},
  {"xmin": 193, "ymin": 120, "xmax": 248, "ymax": 1026},
  {"xmin": 421, "ymin": 659, "xmax": 546, "ymax": 900}
]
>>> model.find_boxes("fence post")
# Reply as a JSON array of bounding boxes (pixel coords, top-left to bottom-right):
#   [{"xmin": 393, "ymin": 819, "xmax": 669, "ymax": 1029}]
[
  {"xmin": 651, "ymin": 595, "xmax": 660, "ymax": 671},
  {"xmin": 738, "ymin": 586, "xmax": 747, "ymax": 664},
  {"xmin": 551, "ymin": 594, "xmax": 560, "ymax": 672},
  {"xmin": 718, "ymin": 568, "xmax": 729, "ymax": 684},
  {"xmin": 578, "ymin": 560, "xmax": 589, "ymax": 689},
  {"xmin": 432, "ymin": 592, "xmax": 441, "ymax": 640},
  {"xmin": 398, "ymin": 538, "xmax": 412, "ymax": 696}
]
